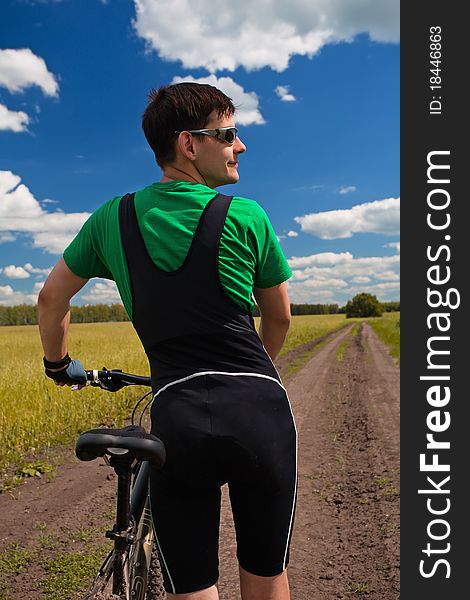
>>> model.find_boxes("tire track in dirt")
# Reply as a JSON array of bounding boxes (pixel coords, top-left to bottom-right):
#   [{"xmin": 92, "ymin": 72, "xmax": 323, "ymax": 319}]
[{"xmin": 0, "ymin": 322, "xmax": 399, "ymax": 599}]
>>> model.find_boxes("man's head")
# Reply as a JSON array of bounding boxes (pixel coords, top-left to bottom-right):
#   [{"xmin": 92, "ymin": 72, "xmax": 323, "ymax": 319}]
[{"xmin": 142, "ymin": 82, "xmax": 246, "ymax": 188}]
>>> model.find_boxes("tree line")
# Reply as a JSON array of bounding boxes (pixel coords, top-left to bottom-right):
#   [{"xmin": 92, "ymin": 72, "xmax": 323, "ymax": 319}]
[
  {"xmin": 1, "ymin": 297, "xmax": 400, "ymax": 326},
  {"xmin": 0, "ymin": 303, "xmax": 130, "ymax": 326},
  {"xmin": 252, "ymin": 303, "xmax": 341, "ymax": 317}
]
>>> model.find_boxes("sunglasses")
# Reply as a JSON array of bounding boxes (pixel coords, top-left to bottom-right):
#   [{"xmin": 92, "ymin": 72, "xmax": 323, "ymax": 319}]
[{"xmin": 174, "ymin": 127, "xmax": 239, "ymax": 144}]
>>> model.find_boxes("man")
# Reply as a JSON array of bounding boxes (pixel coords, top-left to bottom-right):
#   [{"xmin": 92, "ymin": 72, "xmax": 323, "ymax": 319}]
[{"xmin": 38, "ymin": 82, "xmax": 297, "ymax": 600}]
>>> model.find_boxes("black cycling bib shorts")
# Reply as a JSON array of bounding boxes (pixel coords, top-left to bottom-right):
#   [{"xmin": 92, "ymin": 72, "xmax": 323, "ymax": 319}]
[{"xmin": 119, "ymin": 192, "xmax": 297, "ymax": 594}]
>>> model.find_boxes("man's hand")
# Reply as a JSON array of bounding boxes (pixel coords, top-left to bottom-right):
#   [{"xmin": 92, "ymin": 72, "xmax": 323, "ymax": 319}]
[{"xmin": 45, "ymin": 358, "xmax": 87, "ymax": 388}]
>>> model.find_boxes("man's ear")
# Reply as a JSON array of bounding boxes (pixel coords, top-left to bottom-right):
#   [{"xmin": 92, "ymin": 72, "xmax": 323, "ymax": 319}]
[{"xmin": 177, "ymin": 132, "xmax": 197, "ymax": 161}]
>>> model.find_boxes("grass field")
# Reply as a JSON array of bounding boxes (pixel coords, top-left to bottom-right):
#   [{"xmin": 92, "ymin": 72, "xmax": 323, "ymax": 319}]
[
  {"xmin": 273, "ymin": 314, "xmax": 349, "ymax": 357},
  {"xmin": 0, "ymin": 313, "xmax": 398, "ymax": 484},
  {"xmin": 0, "ymin": 322, "xmax": 150, "ymax": 488},
  {"xmin": 367, "ymin": 312, "xmax": 400, "ymax": 364}
]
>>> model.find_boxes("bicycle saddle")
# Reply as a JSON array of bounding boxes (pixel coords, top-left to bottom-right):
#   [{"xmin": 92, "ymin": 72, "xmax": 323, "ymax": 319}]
[{"xmin": 75, "ymin": 425, "xmax": 166, "ymax": 468}]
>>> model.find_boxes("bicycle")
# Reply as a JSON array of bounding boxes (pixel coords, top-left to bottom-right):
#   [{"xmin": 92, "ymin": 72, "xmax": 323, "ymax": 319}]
[{"xmin": 75, "ymin": 368, "xmax": 167, "ymax": 600}]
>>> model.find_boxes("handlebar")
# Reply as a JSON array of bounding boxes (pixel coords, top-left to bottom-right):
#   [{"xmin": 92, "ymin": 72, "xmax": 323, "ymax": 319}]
[{"xmin": 85, "ymin": 368, "xmax": 151, "ymax": 391}]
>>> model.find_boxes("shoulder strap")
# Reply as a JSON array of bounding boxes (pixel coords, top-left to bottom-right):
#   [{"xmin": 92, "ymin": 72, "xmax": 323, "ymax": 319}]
[
  {"xmin": 192, "ymin": 192, "xmax": 233, "ymax": 251},
  {"xmin": 118, "ymin": 192, "xmax": 154, "ymax": 268}
]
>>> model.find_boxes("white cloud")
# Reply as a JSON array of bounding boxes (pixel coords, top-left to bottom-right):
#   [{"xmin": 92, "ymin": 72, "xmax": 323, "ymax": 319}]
[
  {"xmin": 374, "ymin": 270, "xmax": 400, "ymax": 281},
  {"xmin": 366, "ymin": 281, "xmax": 400, "ymax": 291},
  {"xmin": 286, "ymin": 250, "xmax": 400, "ymax": 304},
  {"xmin": 1, "ymin": 265, "xmax": 30, "ymax": 279},
  {"xmin": 287, "ymin": 230, "xmax": 298, "ymax": 237},
  {"xmin": 339, "ymin": 185, "xmax": 356, "ymax": 194},
  {"xmin": 0, "ymin": 170, "xmax": 90, "ymax": 254},
  {"xmin": 171, "ymin": 75, "xmax": 265, "ymax": 125},
  {"xmin": 0, "ymin": 279, "xmax": 46, "ymax": 306},
  {"xmin": 290, "ymin": 254, "xmax": 399, "ymax": 281},
  {"xmin": 275, "ymin": 85, "xmax": 296, "ymax": 102},
  {"xmin": 0, "ymin": 48, "xmax": 59, "ymax": 96},
  {"xmin": 295, "ymin": 197, "xmax": 399, "ymax": 239},
  {"xmin": 384, "ymin": 241, "xmax": 400, "ymax": 253},
  {"xmin": 0, "ymin": 284, "xmax": 15, "ymax": 303},
  {"xmin": 1, "ymin": 278, "xmax": 120, "ymax": 307},
  {"xmin": 80, "ymin": 280, "xmax": 121, "ymax": 303},
  {"xmin": 0, "ymin": 103, "xmax": 30, "ymax": 132},
  {"xmin": 133, "ymin": 0, "xmax": 399, "ymax": 73},
  {"xmin": 288, "ymin": 251, "xmax": 353, "ymax": 269},
  {"xmin": 301, "ymin": 277, "xmax": 349, "ymax": 289},
  {"xmin": 23, "ymin": 262, "xmax": 52, "ymax": 276},
  {"xmin": 0, "ymin": 232, "xmax": 15, "ymax": 243},
  {"xmin": 33, "ymin": 281, "xmax": 45, "ymax": 293},
  {"xmin": 0, "ymin": 284, "xmax": 38, "ymax": 305}
]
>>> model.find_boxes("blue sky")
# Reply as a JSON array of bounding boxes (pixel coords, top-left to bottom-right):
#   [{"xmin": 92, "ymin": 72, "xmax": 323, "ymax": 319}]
[{"xmin": 0, "ymin": 0, "xmax": 399, "ymax": 307}]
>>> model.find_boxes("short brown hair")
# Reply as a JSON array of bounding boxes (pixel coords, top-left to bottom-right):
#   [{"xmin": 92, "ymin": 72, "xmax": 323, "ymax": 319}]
[{"xmin": 142, "ymin": 82, "xmax": 235, "ymax": 168}]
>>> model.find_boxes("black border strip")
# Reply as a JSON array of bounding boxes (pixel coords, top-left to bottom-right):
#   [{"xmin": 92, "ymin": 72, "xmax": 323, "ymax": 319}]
[{"xmin": 401, "ymin": 3, "xmax": 466, "ymax": 597}]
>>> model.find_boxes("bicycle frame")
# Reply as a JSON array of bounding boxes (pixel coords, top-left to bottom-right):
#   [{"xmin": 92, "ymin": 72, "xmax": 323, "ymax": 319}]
[
  {"xmin": 107, "ymin": 454, "xmax": 136, "ymax": 595},
  {"xmin": 89, "ymin": 459, "xmax": 153, "ymax": 598},
  {"xmin": 130, "ymin": 461, "xmax": 151, "ymax": 523}
]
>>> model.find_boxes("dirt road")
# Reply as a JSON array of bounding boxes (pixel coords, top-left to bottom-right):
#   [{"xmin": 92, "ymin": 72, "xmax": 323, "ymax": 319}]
[{"xmin": 0, "ymin": 322, "xmax": 399, "ymax": 599}]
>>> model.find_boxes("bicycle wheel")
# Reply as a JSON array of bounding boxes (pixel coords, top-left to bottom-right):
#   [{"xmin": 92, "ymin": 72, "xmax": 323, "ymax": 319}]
[
  {"xmin": 128, "ymin": 498, "xmax": 166, "ymax": 599},
  {"xmin": 83, "ymin": 517, "xmax": 165, "ymax": 599},
  {"xmin": 146, "ymin": 543, "xmax": 166, "ymax": 599}
]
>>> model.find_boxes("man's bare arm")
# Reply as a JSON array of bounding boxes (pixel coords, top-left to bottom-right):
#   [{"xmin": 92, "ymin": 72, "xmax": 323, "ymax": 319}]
[
  {"xmin": 253, "ymin": 282, "xmax": 291, "ymax": 361},
  {"xmin": 38, "ymin": 258, "xmax": 89, "ymax": 361}
]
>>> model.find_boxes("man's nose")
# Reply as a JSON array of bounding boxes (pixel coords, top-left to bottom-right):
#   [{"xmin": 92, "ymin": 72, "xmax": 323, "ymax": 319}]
[{"xmin": 234, "ymin": 137, "xmax": 246, "ymax": 154}]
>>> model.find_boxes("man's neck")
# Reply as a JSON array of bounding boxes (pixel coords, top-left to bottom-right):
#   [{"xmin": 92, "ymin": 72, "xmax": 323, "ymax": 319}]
[{"xmin": 161, "ymin": 165, "xmax": 207, "ymax": 186}]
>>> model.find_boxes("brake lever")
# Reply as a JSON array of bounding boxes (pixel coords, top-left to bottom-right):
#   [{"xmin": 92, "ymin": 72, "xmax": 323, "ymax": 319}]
[{"xmin": 98, "ymin": 367, "xmax": 126, "ymax": 392}]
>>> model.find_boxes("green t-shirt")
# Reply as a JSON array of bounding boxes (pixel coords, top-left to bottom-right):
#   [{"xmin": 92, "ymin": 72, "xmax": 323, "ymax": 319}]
[{"xmin": 63, "ymin": 180, "xmax": 292, "ymax": 317}]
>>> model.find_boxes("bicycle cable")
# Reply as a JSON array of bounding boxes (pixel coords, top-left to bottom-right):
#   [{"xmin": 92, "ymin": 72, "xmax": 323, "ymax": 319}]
[
  {"xmin": 138, "ymin": 393, "xmax": 155, "ymax": 428},
  {"xmin": 131, "ymin": 390, "xmax": 153, "ymax": 426}
]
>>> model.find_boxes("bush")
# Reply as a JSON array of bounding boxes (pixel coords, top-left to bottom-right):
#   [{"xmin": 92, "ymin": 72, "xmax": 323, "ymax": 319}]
[{"xmin": 345, "ymin": 293, "xmax": 383, "ymax": 318}]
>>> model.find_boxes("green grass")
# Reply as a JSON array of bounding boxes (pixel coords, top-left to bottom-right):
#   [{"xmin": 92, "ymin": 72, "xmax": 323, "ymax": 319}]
[
  {"xmin": 367, "ymin": 312, "xmax": 400, "ymax": 364},
  {"xmin": 336, "ymin": 323, "xmax": 359, "ymax": 362},
  {"xmin": 0, "ymin": 546, "xmax": 34, "ymax": 597},
  {"xmin": 0, "ymin": 322, "xmax": 149, "ymax": 481},
  {"xmin": 0, "ymin": 546, "xmax": 33, "ymax": 575},
  {"xmin": 346, "ymin": 581, "xmax": 372, "ymax": 594},
  {"xmin": 374, "ymin": 475, "xmax": 399, "ymax": 496},
  {"xmin": 0, "ymin": 520, "xmax": 112, "ymax": 599},
  {"xmin": 374, "ymin": 476, "xmax": 393, "ymax": 488},
  {"xmin": 40, "ymin": 550, "xmax": 105, "ymax": 599}
]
